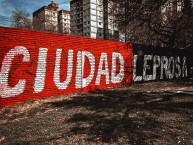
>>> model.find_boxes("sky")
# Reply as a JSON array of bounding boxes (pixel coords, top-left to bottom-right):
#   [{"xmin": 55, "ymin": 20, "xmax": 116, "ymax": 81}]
[{"xmin": 0, "ymin": 0, "xmax": 70, "ymax": 26}]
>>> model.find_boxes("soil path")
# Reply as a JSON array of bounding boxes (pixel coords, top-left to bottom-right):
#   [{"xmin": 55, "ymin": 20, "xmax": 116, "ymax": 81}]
[{"xmin": 1, "ymin": 80, "xmax": 193, "ymax": 144}]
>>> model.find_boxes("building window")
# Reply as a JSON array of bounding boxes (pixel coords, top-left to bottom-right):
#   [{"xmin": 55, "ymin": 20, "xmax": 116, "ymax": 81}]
[{"xmin": 99, "ymin": 22, "xmax": 101, "ymax": 25}]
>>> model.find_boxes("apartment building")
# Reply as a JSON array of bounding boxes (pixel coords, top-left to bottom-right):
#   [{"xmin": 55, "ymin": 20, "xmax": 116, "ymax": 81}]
[
  {"xmin": 70, "ymin": 0, "xmax": 104, "ymax": 39},
  {"xmin": 103, "ymin": 0, "xmax": 120, "ymax": 41},
  {"xmin": 70, "ymin": 0, "xmax": 83, "ymax": 36},
  {"xmin": 33, "ymin": 1, "xmax": 70, "ymax": 34},
  {"xmin": 33, "ymin": 1, "xmax": 59, "ymax": 32},
  {"xmin": 161, "ymin": 0, "xmax": 184, "ymax": 13},
  {"xmin": 161, "ymin": 0, "xmax": 184, "ymax": 21},
  {"xmin": 70, "ymin": 0, "xmax": 122, "ymax": 40},
  {"xmin": 58, "ymin": 10, "xmax": 70, "ymax": 34}
]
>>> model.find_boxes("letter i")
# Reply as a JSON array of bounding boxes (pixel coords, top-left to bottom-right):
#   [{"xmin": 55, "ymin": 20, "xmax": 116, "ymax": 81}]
[{"xmin": 34, "ymin": 48, "xmax": 48, "ymax": 93}]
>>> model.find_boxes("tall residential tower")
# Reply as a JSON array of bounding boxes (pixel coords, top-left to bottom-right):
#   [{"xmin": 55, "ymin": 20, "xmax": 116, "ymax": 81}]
[
  {"xmin": 70, "ymin": 0, "xmax": 120, "ymax": 40},
  {"xmin": 33, "ymin": 1, "xmax": 70, "ymax": 34},
  {"xmin": 58, "ymin": 10, "xmax": 70, "ymax": 34},
  {"xmin": 33, "ymin": 1, "xmax": 59, "ymax": 32}
]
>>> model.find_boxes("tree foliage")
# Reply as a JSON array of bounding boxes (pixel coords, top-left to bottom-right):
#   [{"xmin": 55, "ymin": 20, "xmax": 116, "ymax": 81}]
[
  {"xmin": 11, "ymin": 10, "xmax": 32, "ymax": 29},
  {"xmin": 108, "ymin": 0, "xmax": 193, "ymax": 49}
]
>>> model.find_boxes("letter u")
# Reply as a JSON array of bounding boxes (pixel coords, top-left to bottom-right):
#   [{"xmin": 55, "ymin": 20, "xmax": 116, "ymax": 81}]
[{"xmin": 54, "ymin": 49, "xmax": 73, "ymax": 89}]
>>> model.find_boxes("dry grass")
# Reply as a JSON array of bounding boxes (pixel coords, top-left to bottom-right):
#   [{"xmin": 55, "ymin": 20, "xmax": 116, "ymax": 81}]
[{"xmin": 1, "ymin": 80, "xmax": 193, "ymax": 145}]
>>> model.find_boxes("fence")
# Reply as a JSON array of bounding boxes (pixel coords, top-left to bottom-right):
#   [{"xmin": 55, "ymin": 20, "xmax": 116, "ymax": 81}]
[
  {"xmin": 0, "ymin": 27, "xmax": 191, "ymax": 108},
  {"xmin": 133, "ymin": 44, "xmax": 191, "ymax": 82},
  {"xmin": 0, "ymin": 26, "xmax": 133, "ymax": 108}
]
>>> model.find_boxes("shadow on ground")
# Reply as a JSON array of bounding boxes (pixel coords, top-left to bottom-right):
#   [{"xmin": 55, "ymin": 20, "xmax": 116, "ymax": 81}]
[
  {"xmin": 47, "ymin": 88, "xmax": 193, "ymax": 144},
  {"xmin": 1, "ymin": 84, "xmax": 193, "ymax": 144}
]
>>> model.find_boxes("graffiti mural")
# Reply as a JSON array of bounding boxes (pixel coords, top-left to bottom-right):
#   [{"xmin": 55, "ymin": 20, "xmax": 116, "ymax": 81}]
[
  {"xmin": 133, "ymin": 44, "xmax": 190, "ymax": 82},
  {"xmin": 0, "ymin": 27, "xmax": 191, "ymax": 108},
  {"xmin": 0, "ymin": 26, "xmax": 133, "ymax": 108}
]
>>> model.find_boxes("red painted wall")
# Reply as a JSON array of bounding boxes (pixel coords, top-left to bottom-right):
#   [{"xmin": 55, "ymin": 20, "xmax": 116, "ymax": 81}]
[{"xmin": 0, "ymin": 26, "xmax": 133, "ymax": 108}]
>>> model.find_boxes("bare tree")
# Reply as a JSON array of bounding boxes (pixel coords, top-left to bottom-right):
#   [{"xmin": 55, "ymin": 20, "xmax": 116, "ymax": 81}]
[
  {"xmin": 11, "ymin": 10, "xmax": 32, "ymax": 29},
  {"xmin": 108, "ymin": 0, "xmax": 193, "ymax": 49}
]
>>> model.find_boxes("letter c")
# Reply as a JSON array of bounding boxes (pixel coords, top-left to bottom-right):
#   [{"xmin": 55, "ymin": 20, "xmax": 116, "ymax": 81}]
[{"xmin": 0, "ymin": 46, "xmax": 30, "ymax": 98}]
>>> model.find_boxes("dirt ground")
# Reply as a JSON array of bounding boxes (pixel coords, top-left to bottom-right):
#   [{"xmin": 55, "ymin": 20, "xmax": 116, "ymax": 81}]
[{"xmin": 1, "ymin": 80, "xmax": 193, "ymax": 145}]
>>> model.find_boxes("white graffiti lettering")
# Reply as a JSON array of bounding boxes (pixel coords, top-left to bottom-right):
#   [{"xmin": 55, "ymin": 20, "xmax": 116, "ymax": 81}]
[
  {"xmin": 96, "ymin": 53, "xmax": 110, "ymax": 85},
  {"xmin": 0, "ymin": 47, "xmax": 125, "ymax": 98},
  {"xmin": 0, "ymin": 46, "xmax": 30, "ymax": 98},
  {"xmin": 111, "ymin": 52, "xmax": 124, "ymax": 84},
  {"xmin": 34, "ymin": 48, "xmax": 48, "ymax": 93},
  {"xmin": 54, "ymin": 49, "xmax": 73, "ymax": 89},
  {"xmin": 76, "ymin": 51, "xmax": 95, "ymax": 88},
  {"xmin": 134, "ymin": 55, "xmax": 188, "ymax": 82}
]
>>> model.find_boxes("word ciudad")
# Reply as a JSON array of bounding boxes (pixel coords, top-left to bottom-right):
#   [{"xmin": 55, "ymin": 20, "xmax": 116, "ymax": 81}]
[{"xmin": 0, "ymin": 46, "xmax": 124, "ymax": 98}]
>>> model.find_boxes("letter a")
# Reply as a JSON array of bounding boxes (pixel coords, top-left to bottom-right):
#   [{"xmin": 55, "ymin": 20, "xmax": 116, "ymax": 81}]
[{"xmin": 96, "ymin": 53, "xmax": 109, "ymax": 85}]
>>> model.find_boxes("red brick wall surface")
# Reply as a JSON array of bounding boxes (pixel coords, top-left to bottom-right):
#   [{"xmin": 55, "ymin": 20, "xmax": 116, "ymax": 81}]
[{"xmin": 0, "ymin": 26, "xmax": 133, "ymax": 108}]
